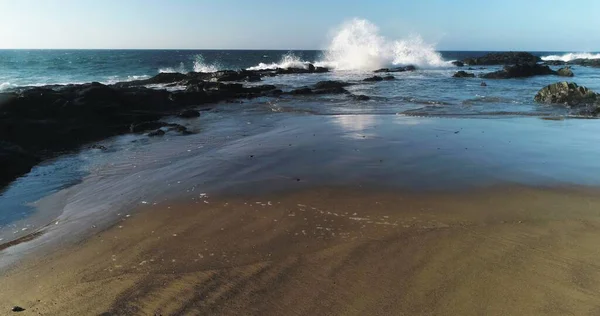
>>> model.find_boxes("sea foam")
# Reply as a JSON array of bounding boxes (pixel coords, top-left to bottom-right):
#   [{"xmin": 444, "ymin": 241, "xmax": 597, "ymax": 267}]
[
  {"xmin": 247, "ymin": 53, "xmax": 310, "ymax": 71},
  {"xmin": 541, "ymin": 53, "xmax": 600, "ymax": 62},
  {"xmin": 159, "ymin": 55, "xmax": 220, "ymax": 73},
  {"xmin": 246, "ymin": 18, "xmax": 449, "ymax": 71}
]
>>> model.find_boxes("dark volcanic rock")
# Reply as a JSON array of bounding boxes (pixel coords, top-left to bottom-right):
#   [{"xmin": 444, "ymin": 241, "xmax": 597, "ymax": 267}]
[
  {"xmin": 453, "ymin": 71, "xmax": 475, "ymax": 78},
  {"xmin": 0, "ymin": 142, "xmax": 39, "ymax": 187},
  {"xmin": 130, "ymin": 121, "xmax": 168, "ymax": 133},
  {"xmin": 148, "ymin": 129, "xmax": 166, "ymax": 137},
  {"xmin": 178, "ymin": 109, "xmax": 201, "ymax": 118},
  {"xmin": 363, "ymin": 76, "xmax": 384, "ymax": 82},
  {"xmin": 353, "ymin": 94, "xmax": 371, "ymax": 101},
  {"xmin": 569, "ymin": 59, "xmax": 600, "ymax": 68},
  {"xmin": 383, "ymin": 75, "xmax": 395, "ymax": 80},
  {"xmin": 481, "ymin": 64, "xmax": 556, "ymax": 79},
  {"xmin": 314, "ymin": 87, "xmax": 349, "ymax": 95},
  {"xmin": 374, "ymin": 65, "xmax": 416, "ymax": 73},
  {"xmin": 534, "ymin": 82, "xmax": 599, "ymax": 107},
  {"xmin": 452, "ymin": 61, "xmax": 465, "ymax": 67},
  {"xmin": 481, "ymin": 82, "xmax": 488, "ymax": 87},
  {"xmin": 314, "ymin": 81, "xmax": 352, "ymax": 90},
  {"xmin": 290, "ymin": 87, "xmax": 313, "ymax": 95},
  {"xmin": 543, "ymin": 60, "xmax": 567, "ymax": 66},
  {"xmin": 462, "ymin": 52, "xmax": 540, "ymax": 65},
  {"xmin": 557, "ymin": 66, "xmax": 574, "ymax": 77}
]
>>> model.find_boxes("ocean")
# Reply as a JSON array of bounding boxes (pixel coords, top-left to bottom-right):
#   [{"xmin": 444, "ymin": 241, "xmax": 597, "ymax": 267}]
[{"xmin": 2, "ymin": 20, "xmax": 600, "ymax": 249}]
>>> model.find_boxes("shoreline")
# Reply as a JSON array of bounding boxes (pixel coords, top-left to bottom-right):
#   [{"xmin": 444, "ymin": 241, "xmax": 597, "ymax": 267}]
[
  {"xmin": 2, "ymin": 51, "xmax": 600, "ymax": 191},
  {"xmin": 3, "ymin": 184, "xmax": 600, "ymax": 315}
]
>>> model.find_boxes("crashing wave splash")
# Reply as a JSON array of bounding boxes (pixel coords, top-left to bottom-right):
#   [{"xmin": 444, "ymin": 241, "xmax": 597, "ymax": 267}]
[
  {"xmin": 541, "ymin": 53, "xmax": 600, "ymax": 62},
  {"xmin": 246, "ymin": 18, "xmax": 449, "ymax": 71},
  {"xmin": 247, "ymin": 53, "xmax": 311, "ymax": 71},
  {"xmin": 159, "ymin": 54, "xmax": 220, "ymax": 73}
]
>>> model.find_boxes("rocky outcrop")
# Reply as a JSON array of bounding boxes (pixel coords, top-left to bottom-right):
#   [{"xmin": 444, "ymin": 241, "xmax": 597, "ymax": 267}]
[
  {"xmin": 0, "ymin": 67, "xmax": 334, "ymax": 188},
  {"xmin": 374, "ymin": 65, "xmax": 416, "ymax": 73},
  {"xmin": 557, "ymin": 67, "xmax": 574, "ymax": 77},
  {"xmin": 452, "ymin": 71, "xmax": 475, "ymax": 78},
  {"xmin": 363, "ymin": 75, "xmax": 395, "ymax": 82},
  {"xmin": 534, "ymin": 82, "xmax": 599, "ymax": 107},
  {"xmin": 481, "ymin": 64, "xmax": 556, "ymax": 79},
  {"xmin": 462, "ymin": 52, "xmax": 540, "ymax": 65},
  {"xmin": 452, "ymin": 61, "xmax": 465, "ymax": 67},
  {"xmin": 0, "ymin": 142, "xmax": 39, "ymax": 187}
]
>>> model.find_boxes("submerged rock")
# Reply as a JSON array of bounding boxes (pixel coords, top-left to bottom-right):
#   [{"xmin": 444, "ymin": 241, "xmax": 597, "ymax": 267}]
[
  {"xmin": 313, "ymin": 81, "xmax": 352, "ymax": 89},
  {"xmin": 452, "ymin": 61, "xmax": 465, "ymax": 67},
  {"xmin": 452, "ymin": 71, "xmax": 475, "ymax": 78},
  {"xmin": 352, "ymin": 94, "xmax": 371, "ymax": 101},
  {"xmin": 130, "ymin": 121, "xmax": 168, "ymax": 133},
  {"xmin": 363, "ymin": 76, "xmax": 384, "ymax": 82},
  {"xmin": 557, "ymin": 66, "xmax": 574, "ymax": 77},
  {"xmin": 178, "ymin": 109, "xmax": 201, "ymax": 118},
  {"xmin": 374, "ymin": 65, "xmax": 416, "ymax": 73},
  {"xmin": 482, "ymin": 64, "xmax": 556, "ymax": 79},
  {"xmin": 147, "ymin": 129, "xmax": 166, "ymax": 137},
  {"xmin": 534, "ymin": 82, "xmax": 599, "ymax": 107},
  {"xmin": 462, "ymin": 52, "xmax": 540, "ymax": 65}
]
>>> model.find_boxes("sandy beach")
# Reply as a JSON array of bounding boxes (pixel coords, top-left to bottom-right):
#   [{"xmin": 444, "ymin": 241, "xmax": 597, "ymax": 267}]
[{"xmin": 3, "ymin": 185, "xmax": 600, "ymax": 315}]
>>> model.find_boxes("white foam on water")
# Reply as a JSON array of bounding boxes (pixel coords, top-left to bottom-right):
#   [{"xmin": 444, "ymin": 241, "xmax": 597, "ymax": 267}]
[
  {"xmin": 246, "ymin": 53, "xmax": 310, "ymax": 71},
  {"xmin": 541, "ymin": 53, "xmax": 600, "ymax": 62},
  {"xmin": 159, "ymin": 55, "xmax": 221, "ymax": 73},
  {"xmin": 0, "ymin": 82, "xmax": 16, "ymax": 91},
  {"xmin": 245, "ymin": 18, "xmax": 450, "ymax": 72},
  {"xmin": 320, "ymin": 18, "xmax": 449, "ymax": 70}
]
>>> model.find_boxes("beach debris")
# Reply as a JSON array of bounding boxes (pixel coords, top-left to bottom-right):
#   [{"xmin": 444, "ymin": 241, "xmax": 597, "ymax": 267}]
[{"xmin": 12, "ymin": 306, "xmax": 25, "ymax": 312}]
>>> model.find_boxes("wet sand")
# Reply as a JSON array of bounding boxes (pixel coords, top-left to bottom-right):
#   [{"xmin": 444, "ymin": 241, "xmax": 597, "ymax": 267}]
[{"xmin": 3, "ymin": 186, "xmax": 600, "ymax": 315}]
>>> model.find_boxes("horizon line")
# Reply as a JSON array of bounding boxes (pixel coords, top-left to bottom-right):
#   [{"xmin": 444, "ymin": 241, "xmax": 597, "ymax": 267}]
[{"xmin": 0, "ymin": 48, "xmax": 592, "ymax": 53}]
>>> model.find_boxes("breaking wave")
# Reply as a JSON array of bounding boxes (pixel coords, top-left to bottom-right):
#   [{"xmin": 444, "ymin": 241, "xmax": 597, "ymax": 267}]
[
  {"xmin": 159, "ymin": 54, "xmax": 220, "ymax": 73},
  {"xmin": 247, "ymin": 53, "xmax": 311, "ymax": 71},
  {"xmin": 541, "ymin": 53, "xmax": 600, "ymax": 62},
  {"xmin": 245, "ymin": 18, "xmax": 450, "ymax": 71}
]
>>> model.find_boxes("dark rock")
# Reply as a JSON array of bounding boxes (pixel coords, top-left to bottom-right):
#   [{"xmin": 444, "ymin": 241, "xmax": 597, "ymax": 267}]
[
  {"xmin": 543, "ymin": 60, "xmax": 567, "ymax": 66},
  {"xmin": 314, "ymin": 87, "xmax": 349, "ymax": 95},
  {"xmin": 178, "ymin": 109, "xmax": 200, "ymax": 118},
  {"xmin": 130, "ymin": 121, "xmax": 168, "ymax": 133},
  {"xmin": 534, "ymin": 82, "xmax": 599, "ymax": 107},
  {"xmin": 452, "ymin": 71, "xmax": 475, "ymax": 78},
  {"xmin": 314, "ymin": 81, "xmax": 352, "ymax": 90},
  {"xmin": 0, "ymin": 142, "xmax": 38, "ymax": 187},
  {"xmin": 363, "ymin": 76, "xmax": 384, "ymax": 82},
  {"xmin": 90, "ymin": 144, "xmax": 108, "ymax": 151},
  {"xmin": 12, "ymin": 306, "xmax": 25, "ymax": 312},
  {"xmin": 557, "ymin": 66, "xmax": 574, "ymax": 77},
  {"xmin": 314, "ymin": 67, "xmax": 329, "ymax": 73},
  {"xmin": 462, "ymin": 52, "xmax": 541, "ymax": 65},
  {"xmin": 353, "ymin": 94, "xmax": 371, "ymax": 101},
  {"xmin": 452, "ymin": 61, "xmax": 465, "ymax": 67},
  {"xmin": 482, "ymin": 64, "xmax": 556, "ymax": 79},
  {"xmin": 167, "ymin": 124, "xmax": 192, "ymax": 135},
  {"xmin": 383, "ymin": 75, "xmax": 395, "ymax": 80},
  {"xmin": 148, "ymin": 129, "xmax": 165, "ymax": 137},
  {"xmin": 290, "ymin": 87, "xmax": 313, "ymax": 95},
  {"xmin": 481, "ymin": 82, "xmax": 488, "ymax": 87},
  {"xmin": 308, "ymin": 64, "xmax": 316, "ymax": 72},
  {"xmin": 569, "ymin": 59, "xmax": 600, "ymax": 68},
  {"xmin": 374, "ymin": 65, "xmax": 416, "ymax": 73}
]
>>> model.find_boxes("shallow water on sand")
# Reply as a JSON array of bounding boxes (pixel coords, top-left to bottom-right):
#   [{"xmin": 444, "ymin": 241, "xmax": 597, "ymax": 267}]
[{"xmin": 2, "ymin": 103, "xmax": 600, "ymax": 248}]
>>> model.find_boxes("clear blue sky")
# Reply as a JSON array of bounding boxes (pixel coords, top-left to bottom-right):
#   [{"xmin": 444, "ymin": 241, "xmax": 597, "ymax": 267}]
[{"xmin": 1, "ymin": 0, "xmax": 599, "ymax": 51}]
